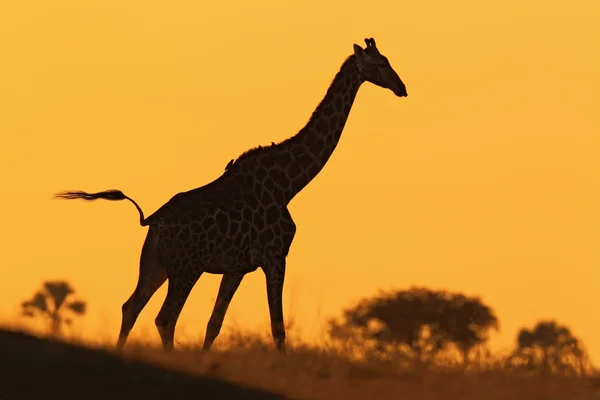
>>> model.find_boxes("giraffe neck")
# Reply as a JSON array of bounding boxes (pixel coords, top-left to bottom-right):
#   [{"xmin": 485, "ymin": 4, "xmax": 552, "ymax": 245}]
[{"xmin": 276, "ymin": 54, "xmax": 364, "ymax": 202}]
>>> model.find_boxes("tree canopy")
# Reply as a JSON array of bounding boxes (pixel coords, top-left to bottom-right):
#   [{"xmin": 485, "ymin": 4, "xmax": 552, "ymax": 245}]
[
  {"xmin": 21, "ymin": 280, "xmax": 87, "ymax": 336},
  {"xmin": 328, "ymin": 287, "xmax": 498, "ymax": 365},
  {"xmin": 506, "ymin": 320, "xmax": 592, "ymax": 375}
]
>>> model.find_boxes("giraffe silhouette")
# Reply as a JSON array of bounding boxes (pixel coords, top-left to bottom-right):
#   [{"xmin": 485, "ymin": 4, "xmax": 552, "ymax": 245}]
[{"xmin": 54, "ymin": 38, "xmax": 407, "ymax": 353}]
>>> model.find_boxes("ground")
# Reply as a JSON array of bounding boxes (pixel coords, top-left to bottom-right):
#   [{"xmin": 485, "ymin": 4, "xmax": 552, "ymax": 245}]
[
  {"xmin": 0, "ymin": 328, "xmax": 285, "ymax": 400},
  {"xmin": 1, "ymin": 327, "xmax": 599, "ymax": 400}
]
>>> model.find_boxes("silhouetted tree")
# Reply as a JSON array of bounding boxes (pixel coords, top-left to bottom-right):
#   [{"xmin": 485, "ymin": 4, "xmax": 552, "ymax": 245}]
[
  {"xmin": 506, "ymin": 320, "xmax": 592, "ymax": 376},
  {"xmin": 21, "ymin": 280, "xmax": 87, "ymax": 336},
  {"xmin": 328, "ymin": 287, "xmax": 498, "ymax": 365},
  {"xmin": 437, "ymin": 293, "xmax": 499, "ymax": 365}
]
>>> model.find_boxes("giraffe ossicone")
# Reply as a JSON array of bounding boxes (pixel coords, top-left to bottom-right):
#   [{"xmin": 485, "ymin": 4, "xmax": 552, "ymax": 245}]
[{"xmin": 53, "ymin": 37, "xmax": 407, "ymax": 353}]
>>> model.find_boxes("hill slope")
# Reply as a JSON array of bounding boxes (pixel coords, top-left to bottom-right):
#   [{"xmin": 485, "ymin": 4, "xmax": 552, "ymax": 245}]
[{"xmin": 0, "ymin": 328, "xmax": 287, "ymax": 400}]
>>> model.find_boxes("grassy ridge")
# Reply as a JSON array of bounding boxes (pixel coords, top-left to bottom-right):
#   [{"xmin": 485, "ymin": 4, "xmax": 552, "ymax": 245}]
[
  {"xmin": 0, "ymin": 328, "xmax": 286, "ymax": 400},
  {"xmin": 1, "ymin": 327, "xmax": 600, "ymax": 400}
]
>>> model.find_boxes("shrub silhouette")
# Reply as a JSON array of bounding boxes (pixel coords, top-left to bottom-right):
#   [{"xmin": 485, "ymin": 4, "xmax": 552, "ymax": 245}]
[
  {"xmin": 328, "ymin": 287, "xmax": 498, "ymax": 365},
  {"xmin": 21, "ymin": 280, "xmax": 87, "ymax": 336},
  {"xmin": 506, "ymin": 320, "xmax": 592, "ymax": 376}
]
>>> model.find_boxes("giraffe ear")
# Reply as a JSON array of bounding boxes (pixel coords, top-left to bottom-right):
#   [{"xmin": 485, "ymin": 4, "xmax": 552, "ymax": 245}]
[{"xmin": 353, "ymin": 44, "xmax": 365, "ymax": 58}]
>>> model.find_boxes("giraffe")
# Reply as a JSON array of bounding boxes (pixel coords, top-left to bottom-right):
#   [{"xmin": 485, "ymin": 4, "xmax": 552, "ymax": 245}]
[{"xmin": 53, "ymin": 38, "xmax": 407, "ymax": 353}]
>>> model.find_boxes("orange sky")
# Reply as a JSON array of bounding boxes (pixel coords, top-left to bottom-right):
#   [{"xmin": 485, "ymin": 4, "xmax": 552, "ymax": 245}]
[{"xmin": 1, "ymin": 1, "xmax": 599, "ymax": 363}]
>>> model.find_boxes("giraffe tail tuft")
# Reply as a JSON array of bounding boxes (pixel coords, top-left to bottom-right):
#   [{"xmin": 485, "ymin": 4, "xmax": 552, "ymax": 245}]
[
  {"xmin": 53, "ymin": 189, "xmax": 147, "ymax": 226},
  {"xmin": 53, "ymin": 189, "xmax": 127, "ymax": 201}
]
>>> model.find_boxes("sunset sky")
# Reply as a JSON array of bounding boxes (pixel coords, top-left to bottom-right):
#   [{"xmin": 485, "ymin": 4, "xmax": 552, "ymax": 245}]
[{"xmin": 1, "ymin": 1, "xmax": 598, "ymax": 363}]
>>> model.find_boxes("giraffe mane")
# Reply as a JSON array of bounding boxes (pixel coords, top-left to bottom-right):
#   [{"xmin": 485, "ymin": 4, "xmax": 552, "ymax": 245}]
[{"xmin": 225, "ymin": 142, "xmax": 280, "ymax": 171}]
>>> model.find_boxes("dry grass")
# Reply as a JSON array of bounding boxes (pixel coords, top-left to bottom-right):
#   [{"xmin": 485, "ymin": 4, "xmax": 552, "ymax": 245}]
[
  {"xmin": 2, "ymin": 323, "xmax": 600, "ymax": 400},
  {"xmin": 90, "ymin": 329, "xmax": 600, "ymax": 400}
]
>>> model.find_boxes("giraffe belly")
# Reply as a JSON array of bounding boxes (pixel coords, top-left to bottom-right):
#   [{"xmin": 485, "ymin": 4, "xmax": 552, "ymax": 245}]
[
  {"xmin": 202, "ymin": 239, "xmax": 259, "ymax": 274},
  {"xmin": 154, "ymin": 201, "xmax": 295, "ymax": 275}
]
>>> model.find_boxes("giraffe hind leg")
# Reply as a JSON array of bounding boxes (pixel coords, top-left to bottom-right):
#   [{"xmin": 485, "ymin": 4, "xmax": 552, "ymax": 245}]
[
  {"xmin": 154, "ymin": 266, "xmax": 202, "ymax": 351},
  {"xmin": 117, "ymin": 227, "xmax": 167, "ymax": 350}
]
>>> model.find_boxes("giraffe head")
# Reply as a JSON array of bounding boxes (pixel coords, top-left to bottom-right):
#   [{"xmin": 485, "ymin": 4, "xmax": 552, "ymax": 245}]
[{"xmin": 353, "ymin": 38, "xmax": 407, "ymax": 97}]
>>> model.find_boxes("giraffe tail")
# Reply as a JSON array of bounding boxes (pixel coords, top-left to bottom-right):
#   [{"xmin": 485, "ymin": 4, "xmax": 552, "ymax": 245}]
[{"xmin": 53, "ymin": 189, "xmax": 147, "ymax": 226}]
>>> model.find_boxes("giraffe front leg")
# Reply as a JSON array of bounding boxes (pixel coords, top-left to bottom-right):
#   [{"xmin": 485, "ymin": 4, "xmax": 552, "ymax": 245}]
[
  {"xmin": 262, "ymin": 257, "xmax": 287, "ymax": 353},
  {"xmin": 202, "ymin": 273, "xmax": 244, "ymax": 351}
]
